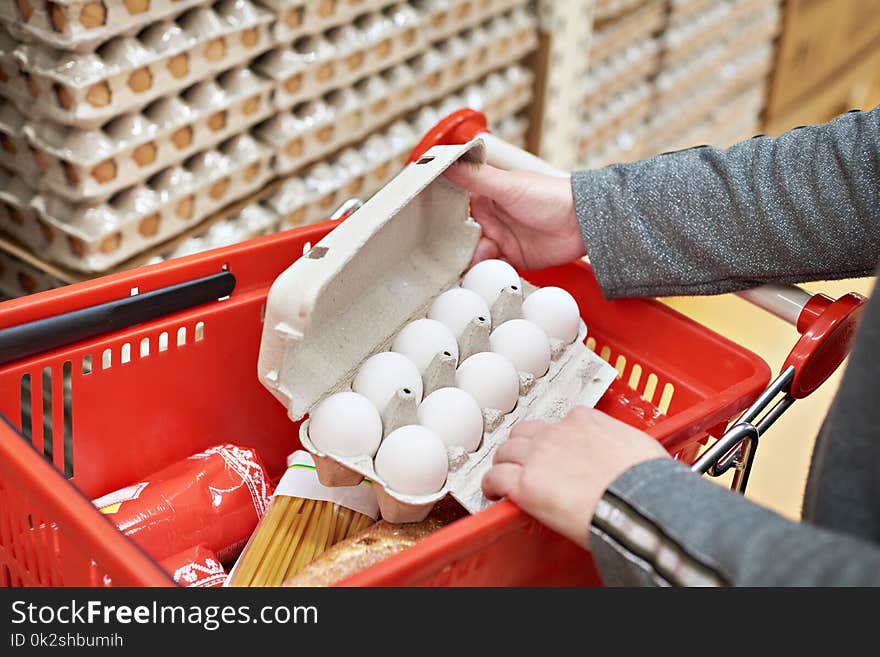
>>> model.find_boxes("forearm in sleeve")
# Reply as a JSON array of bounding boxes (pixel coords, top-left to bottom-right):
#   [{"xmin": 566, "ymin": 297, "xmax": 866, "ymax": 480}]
[
  {"xmin": 572, "ymin": 106, "xmax": 880, "ymax": 298},
  {"xmin": 589, "ymin": 458, "xmax": 880, "ymax": 586}
]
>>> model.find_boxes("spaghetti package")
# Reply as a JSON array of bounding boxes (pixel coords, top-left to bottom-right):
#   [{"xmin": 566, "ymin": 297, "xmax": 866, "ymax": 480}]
[
  {"xmin": 228, "ymin": 451, "xmax": 378, "ymax": 587},
  {"xmin": 93, "ymin": 444, "xmax": 272, "ymax": 563},
  {"xmin": 160, "ymin": 546, "xmax": 228, "ymax": 588}
]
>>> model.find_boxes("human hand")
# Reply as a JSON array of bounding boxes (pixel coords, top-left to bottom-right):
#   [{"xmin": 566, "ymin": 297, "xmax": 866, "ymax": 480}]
[
  {"xmin": 482, "ymin": 406, "xmax": 669, "ymax": 549},
  {"xmin": 444, "ymin": 162, "xmax": 585, "ymax": 270}
]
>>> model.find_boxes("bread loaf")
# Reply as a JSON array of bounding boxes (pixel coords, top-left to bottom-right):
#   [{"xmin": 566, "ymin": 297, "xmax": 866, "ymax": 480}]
[{"xmin": 283, "ymin": 498, "xmax": 467, "ymax": 586}]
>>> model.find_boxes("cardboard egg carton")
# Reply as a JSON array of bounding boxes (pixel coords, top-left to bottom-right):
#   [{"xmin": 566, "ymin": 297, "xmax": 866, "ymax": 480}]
[
  {"xmin": 5, "ymin": 0, "xmax": 275, "ymax": 129},
  {"xmin": 254, "ymin": 2, "xmax": 424, "ymax": 112},
  {"xmin": 259, "ymin": 138, "xmax": 617, "ymax": 522},
  {"xmin": 6, "ymin": 134, "xmax": 272, "ymax": 273},
  {"xmin": 0, "ymin": 0, "xmax": 209, "ymax": 53},
  {"xmin": 495, "ymin": 112, "xmax": 528, "ymax": 148},
  {"xmin": 257, "ymin": 0, "xmax": 395, "ymax": 44},
  {"xmin": 416, "ymin": 0, "xmax": 529, "ymax": 43},
  {"xmin": 23, "ymin": 66, "xmax": 274, "ymax": 203}
]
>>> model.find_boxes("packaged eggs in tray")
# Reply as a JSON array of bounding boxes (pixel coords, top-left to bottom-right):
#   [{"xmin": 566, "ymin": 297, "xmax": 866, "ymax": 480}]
[
  {"xmin": 258, "ymin": 138, "xmax": 617, "ymax": 523},
  {"xmin": 4, "ymin": 0, "xmax": 274, "ymax": 130},
  {"xmin": 0, "ymin": 0, "xmax": 207, "ymax": 53}
]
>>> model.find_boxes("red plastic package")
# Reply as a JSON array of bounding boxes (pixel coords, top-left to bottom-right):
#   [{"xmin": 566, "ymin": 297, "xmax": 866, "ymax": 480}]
[
  {"xmin": 92, "ymin": 444, "xmax": 272, "ymax": 563},
  {"xmin": 160, "ymin": 545, "xmax": 228, "ymax": 588}
]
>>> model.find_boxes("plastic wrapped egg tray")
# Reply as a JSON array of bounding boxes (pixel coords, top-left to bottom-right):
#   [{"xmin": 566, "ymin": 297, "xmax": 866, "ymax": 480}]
[
  {"xmin": 254, "ymin": 3, "xmax": 425, "ymax": 113},
  {"xmin": 16, "ymin": 67, "xmax": 274, "ymax": 201},
  {"xmin": 266, "ymin": 62, "xmax": 533, "ymax": 226},
  {"xmin": 589, "ymin": 0, "xmax": 664, "ymax": 65},
  {"xmin": 0, "ymin": 0, "xmax": 209, "ymax": 53},
  {"xmin": 262, "ymin": 0, "xmax": 403, "ymax": 45},
  {"xmin": 2, "ymin": 134, "xmax": 272, "ymax": 273},
  {"xmin": 416, "ymin": 0, "xmax": 528, "ymax": 43},
  {"xmin": 1, "ymin": 0, "xmax": 274, "ymax": 129},
  {"xmin": 258, "ymin": 138, "xmax": 617, "ymax": 523}
]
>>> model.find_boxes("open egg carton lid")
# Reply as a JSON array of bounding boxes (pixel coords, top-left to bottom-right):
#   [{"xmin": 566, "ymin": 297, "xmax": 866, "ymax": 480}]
[
  {"xmin": 258, "ymin": 137, "xmax": 617, "ymax": 521},
  {"xmin": 0, "ymin": 0, "xmax": 209, "ymax": 53},
  {"xmin": 7, "ymin": 0, "xmax": 275, "ymax": 129},
  {"xmin": 24, "ymin": 66, "xmax": 275, "ymax": 203},
  {"xmin": 12, "ymin": 134, "xmax": 272, "ymax": 273}
]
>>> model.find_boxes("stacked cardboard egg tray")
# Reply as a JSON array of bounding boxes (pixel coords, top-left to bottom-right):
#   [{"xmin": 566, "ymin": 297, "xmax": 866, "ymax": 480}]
[
  {"xmin": 644, "ymin": 0, "xmax": 781, "ymax": 155},
  {"xmin": 576, "ymin": 0, "xmax": 665, "ymax": 169},
  {"xmin": 0, "ymin": 0, "xmax": 537, "ymax": 297}
]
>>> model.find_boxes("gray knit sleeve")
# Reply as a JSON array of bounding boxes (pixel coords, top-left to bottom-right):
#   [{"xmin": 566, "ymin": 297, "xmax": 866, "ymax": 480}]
[
  {"xmin": 572, "ymin": 106, "xmax": 880, "ymax": 299},
  {"xmin": 589, "ymin": 458, "xmax": 880, "ymax": 586}
]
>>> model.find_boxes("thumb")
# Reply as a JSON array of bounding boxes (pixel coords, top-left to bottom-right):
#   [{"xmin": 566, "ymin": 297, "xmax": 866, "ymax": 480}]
[{"xmin": 443, "ymin": 162, "xmax": 518, "ymax": 201}]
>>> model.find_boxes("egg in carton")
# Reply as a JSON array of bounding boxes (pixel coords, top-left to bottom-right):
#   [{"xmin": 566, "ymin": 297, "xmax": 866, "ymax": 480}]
[
  {"xmin": 27, "ymin": 134, "xmax": 272, "ymax": 272},
  {"xmin": 258, "ymin": 0, "xmax": 394, "ymax": 44},
  {"xmin": 0, "ymin": 0, "xmax": 209, "ymax": 53},
  {"xmin": 258, "ymin": 138, "xmax": 617, "ymax": 522},
  {"xmin": 480, "ymin": 5, "xmax": 536, "ymax": 71},
  {"xmin": 8, "ymin": 0, "xmax": 275, "ymax": 130},
  {"xmin": 416, "ymin": 0, "xmax": 525, "ymax": 42},
  {"xmin": 24, "ymin": 67, "xmax": 274, "ymax": 203}
]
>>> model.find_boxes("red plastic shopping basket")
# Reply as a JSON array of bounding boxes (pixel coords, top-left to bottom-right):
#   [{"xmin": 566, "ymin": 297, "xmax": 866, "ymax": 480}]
[
  {"xmin": 0, "ymin": 219, "xmax": 772, "ymax": 587},
  {"xmin": 0, "ymin": 109, "xmax": 864, "ymax": 587}
]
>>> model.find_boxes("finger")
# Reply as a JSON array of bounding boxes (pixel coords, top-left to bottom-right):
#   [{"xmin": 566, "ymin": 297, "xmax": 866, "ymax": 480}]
[
  {"xmin": 444, "ymin": 162, "xmax": 517, "ymax": 201},
  {"xmin": 471, "ymin": 236, "xmax": 500, "ymax": 265},
  {"xmin": 493, "ymin": 437, "xmax": 533, "ymax": 465},
  {"xmin": 482, "ymin": 462, "xmax": 522, "ymax": 501},
  {"xmin": 509, "ymin": 420, "xmax": 548, "ymax": 440}
]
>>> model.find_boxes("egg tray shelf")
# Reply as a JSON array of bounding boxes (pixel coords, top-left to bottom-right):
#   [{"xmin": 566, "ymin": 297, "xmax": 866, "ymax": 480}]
[
  {"xmin": 0, "ymin": 134, "xmax": 272, "ymax": 273},
  {"xmin": 4, "ymin": 66, "xmax": 274, "ymax": 203},
  {"xmin": 0, "ymin": 0, "xmax": 208, "ymax": 53},
  {"xmin": 0, "ymin": 0, "xmax": 274, "ymax": 130}
]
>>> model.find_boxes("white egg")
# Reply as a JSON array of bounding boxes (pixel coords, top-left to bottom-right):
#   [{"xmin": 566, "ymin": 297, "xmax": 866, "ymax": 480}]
[
  {"xmin": 522, "ymin": 286, "xmax": 582, "ymax": 344},
  {"xmin": 417, "ymin": 387, "xmax": 484, "ymax": 452},
  {"xmin": 352, "ymin": 352, "xmax": 423, "ymax": 414},
  {"xmin": 461, "ymin": 259, "xmax": 521, "ymax": 306},
  {"xmin": 308, "ymin": 391, "xmax": 383, "ymax": 457},
  {"xmin": 373, "ymin": 425, "xmax": 449, "ymax": 495},
  {"xmin": 490, "ymin": 319, "xmax": 551, "ymax": 377},
  {"xmin": 428, "ymin": 287, "xmax": 491, "ymax": 337},
  {"xmin": 392, "ymin": 318, "xmax": 459, "ymax": 373},
  {"xmin": 455, "ymin": 351, "xmax": 519, "ymax": 413}
]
